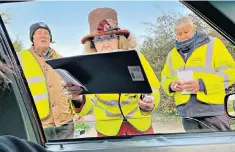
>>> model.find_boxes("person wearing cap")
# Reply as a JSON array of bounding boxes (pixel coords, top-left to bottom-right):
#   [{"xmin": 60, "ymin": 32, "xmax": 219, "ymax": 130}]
[
  {"xmin": 28, "ymin": 22, "xmax": 60, "ymax": 59},
  {"xmin": 62, "ymin": 8, "xmax": 161, "ymax": 137},
  {"xmin": 17, "ymin": 22, "xmax": 84, "ymax": 140}
]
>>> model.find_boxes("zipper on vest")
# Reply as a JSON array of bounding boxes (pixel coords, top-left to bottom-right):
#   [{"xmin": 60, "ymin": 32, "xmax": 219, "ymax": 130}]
[{"xmin": 118, "ymin": 93, "xmax": 127, "ymax": 121}]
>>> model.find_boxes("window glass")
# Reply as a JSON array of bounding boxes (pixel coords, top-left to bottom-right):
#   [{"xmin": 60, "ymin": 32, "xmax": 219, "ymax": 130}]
[{"xmin": 1, "ymin": 1, "xmax": 235, "ymax": 141}]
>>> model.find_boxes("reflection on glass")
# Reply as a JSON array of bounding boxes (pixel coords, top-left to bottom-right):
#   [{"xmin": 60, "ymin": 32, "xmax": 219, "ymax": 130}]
[{"xmin": 227, "ymin": 94, "xmax": 235, "ymax": 117}]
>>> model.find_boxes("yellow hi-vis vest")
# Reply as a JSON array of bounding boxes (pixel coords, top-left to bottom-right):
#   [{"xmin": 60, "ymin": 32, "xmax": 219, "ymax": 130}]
[
  {"xmin": 18, "ymin": 50, "xmax": 50, "ymax": 119},
  {"xmin": 161, "ymin": 37, "xmax": 235, "ymax": 106},
  {"xmin": 77, "ymin": 52, "xmax": 161, "ymax": 136}
]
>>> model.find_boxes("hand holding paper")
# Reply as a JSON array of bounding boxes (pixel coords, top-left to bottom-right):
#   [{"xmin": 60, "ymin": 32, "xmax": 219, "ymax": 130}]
[
  {"xmin": 55, "ymin": 69, "xmax": 88, "ymax": 91},
  {"xmin": 54, "ymin": 68, "xmax": 87, "ymax": 101},
  {"xmin": 183, "ymin": 80, "xmax": 200, "ymax": 94},
  {"xmin": 176, "ymin": 70, "xmax": 197, "ymax": 94},
  {"xmin": 61, "ymin": 81, "xmax": 84, "ymax": 102},
  {"xmin": 170, "ymin": 80, "xmax": 184, "ymax": 92}
]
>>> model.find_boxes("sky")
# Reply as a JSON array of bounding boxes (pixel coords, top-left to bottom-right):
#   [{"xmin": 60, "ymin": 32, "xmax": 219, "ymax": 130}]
[{"xmin": 0, "ymin": 1, "xmax": 192, "ymax": 57}]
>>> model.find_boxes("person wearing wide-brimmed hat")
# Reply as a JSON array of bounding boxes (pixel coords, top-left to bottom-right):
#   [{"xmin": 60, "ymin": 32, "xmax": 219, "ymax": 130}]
[{"xmin": 62, "ymin": 8, "xmax": 161, "ymax": 137}]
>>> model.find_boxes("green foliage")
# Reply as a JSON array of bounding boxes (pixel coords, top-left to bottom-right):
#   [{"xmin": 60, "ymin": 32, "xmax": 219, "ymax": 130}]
[
  {"xmin": 230, "ymin": 120, "xmax": 235, "ymax": 130},
  {"xmin": 13, "ymin": 36, "xmax": 23, "ymax": 52},
  {"xmin": 74, "ymin": 121, "xmax": 90, "ymax": 131},
  {"xmin": 0, "ymin": 12, "xmax": 11, "ymax": 24},
  {"xmin": 1, "ymin": 12, "xmax": 23, "ymax": 52}
]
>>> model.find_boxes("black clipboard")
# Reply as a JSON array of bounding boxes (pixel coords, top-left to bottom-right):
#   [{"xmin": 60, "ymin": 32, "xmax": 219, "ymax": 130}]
[{"xmin": 46, "ymin": 50, "xmax": 152, "ymax": 94}]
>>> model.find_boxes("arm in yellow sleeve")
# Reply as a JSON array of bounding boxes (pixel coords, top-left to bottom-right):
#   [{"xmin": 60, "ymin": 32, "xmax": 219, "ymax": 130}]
[
  {"xmin": 139, "ymin": 52, "xmax": 160, "ymax": 115},
  {"xmin": 70, "ymin": 95, "xmax": 95, "ymax": 117},
  {"xmin": 160, "ymin": 52, "xmax": 174, "ymax": 97}
]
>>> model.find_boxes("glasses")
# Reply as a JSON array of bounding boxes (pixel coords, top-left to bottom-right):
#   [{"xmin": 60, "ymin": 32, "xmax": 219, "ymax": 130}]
[{"xmin": 92, "ymin": 34, "xmax": 118, "ymax": 43}]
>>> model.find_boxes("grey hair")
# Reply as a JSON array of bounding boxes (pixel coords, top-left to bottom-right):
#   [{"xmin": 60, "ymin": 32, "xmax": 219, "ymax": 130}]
[{"xmin": 174, "ymin": 16, "xmax": 194, "ymax": 29}]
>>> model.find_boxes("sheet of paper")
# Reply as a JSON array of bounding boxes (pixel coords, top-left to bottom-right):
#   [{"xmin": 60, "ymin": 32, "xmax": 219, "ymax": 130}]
[
  {"xmin": 177, "ymin": 70, "xmax": 195, "ymax": 94},
  {"xmin": 55, "ymin": 68, "xmax": 88, "ymax": 91}
]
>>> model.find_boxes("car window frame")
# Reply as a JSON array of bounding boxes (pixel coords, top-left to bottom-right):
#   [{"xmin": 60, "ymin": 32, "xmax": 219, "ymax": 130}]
[{"xmin": 0, "ymin": 15, "xmax": 46, "ymax": 145}]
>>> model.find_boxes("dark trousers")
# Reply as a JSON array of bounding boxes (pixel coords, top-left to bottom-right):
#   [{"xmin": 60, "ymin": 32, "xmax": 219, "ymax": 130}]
[
  {"xmin": 182, "ymin": 115, "xmax": 231, "ymax": 132},
  {"xmin": 43, "ymin": 122, "xmax": 74, "ymax": 140}
]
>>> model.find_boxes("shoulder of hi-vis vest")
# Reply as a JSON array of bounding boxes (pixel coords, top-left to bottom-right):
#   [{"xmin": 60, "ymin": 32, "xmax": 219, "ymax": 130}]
[
  {"xmin": 161, "ymin": 37, "xmax": 235, "ymax": 106},
  {"xmin": 17, "ymin": 50, "xmax": 50, "ymax": 119}
]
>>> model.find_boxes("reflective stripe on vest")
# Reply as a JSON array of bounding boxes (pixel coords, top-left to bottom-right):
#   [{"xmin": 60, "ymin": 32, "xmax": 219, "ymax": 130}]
[
  {"xmin": 95, "ymin": 95, "xmax": 136, "ymax": 107},
  {"xmin": 105, "ymin": 106, "xmax": 138, "ymax": 118},
  {"xmin": 27, "ymin": 76, "xmax": 45, "ymax": 83},
  {"xmin": 18, "ymin": 50, "xmax": 50, "ymax": 119},
  {"xmin": 92, "ymin": 95, "xmax": 140, "ymax": 118},
  {"xmin": 33, "ymin": 93, "xmax": 48, "ymax": 101},
  {"xmin": 168, "ymin": 37, "xmax": 229, "ymax": 88}
]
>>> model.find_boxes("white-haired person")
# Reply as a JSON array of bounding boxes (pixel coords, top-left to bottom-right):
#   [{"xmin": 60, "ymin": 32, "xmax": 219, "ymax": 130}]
[{"xmin": 161, "ymin": 16, "xmax": 235, "ymax": 132}]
